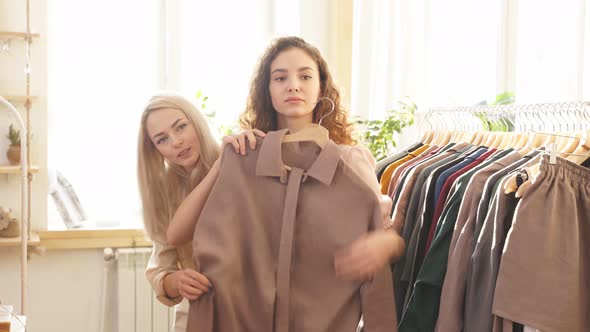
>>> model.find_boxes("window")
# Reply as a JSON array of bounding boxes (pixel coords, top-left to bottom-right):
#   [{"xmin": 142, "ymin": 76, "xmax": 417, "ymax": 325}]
[
  {"xmin": 515, "ymin": 0, "xmax": 585, "ymax": 102},
  {"xmin": 427, "ymin": 0, "xmax": 501, "ymax": 105},
  {"xmin": 177, "ymin": 0, "xmax": 272, "ymax": 126},
  {"xmin": 47, "ymin": 0, "xmax": 159, "ymax": 229},
  {"xmin": 46, "ymin": 0, "xmax": 314, "ymax": 230}
]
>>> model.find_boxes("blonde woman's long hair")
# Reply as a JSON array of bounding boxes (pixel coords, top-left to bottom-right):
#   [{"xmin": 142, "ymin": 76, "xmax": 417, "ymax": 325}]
[{"xmin": 138, "ymin": 92, "xmax": 220, "ymax": 242}]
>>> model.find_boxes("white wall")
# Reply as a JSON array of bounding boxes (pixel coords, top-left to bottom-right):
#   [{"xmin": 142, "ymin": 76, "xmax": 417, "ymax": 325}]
[{"xmin": 0, "ymin": 247, "xmax": 104, "ymax": 332}]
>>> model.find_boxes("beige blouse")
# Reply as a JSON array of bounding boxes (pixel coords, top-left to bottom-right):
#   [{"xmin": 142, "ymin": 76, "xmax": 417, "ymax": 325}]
[{"xmin": 187, "ymin": 131, "xmax": 396, "ymax": 331}]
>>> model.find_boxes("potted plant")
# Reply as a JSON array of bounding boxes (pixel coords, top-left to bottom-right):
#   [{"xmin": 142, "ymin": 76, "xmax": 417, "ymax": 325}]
[{"xmin": 6, "ymin": 124, "xmax": 21, "ymax": 165}]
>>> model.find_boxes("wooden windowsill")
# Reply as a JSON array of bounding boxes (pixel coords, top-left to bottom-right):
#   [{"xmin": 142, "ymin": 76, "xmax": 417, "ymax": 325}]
[{"xmin": 38, "ymin": 228, "xmax": 152, "ymax": 249}]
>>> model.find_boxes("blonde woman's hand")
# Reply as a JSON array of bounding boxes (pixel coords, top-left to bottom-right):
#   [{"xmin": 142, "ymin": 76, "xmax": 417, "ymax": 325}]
[
  {"xmin": 174, "ymin": 268, "xmax": 212, "ymax": 301},
  {"xmin": 222, "ymin": 129, "xmax": 266, "ymax": 155}
]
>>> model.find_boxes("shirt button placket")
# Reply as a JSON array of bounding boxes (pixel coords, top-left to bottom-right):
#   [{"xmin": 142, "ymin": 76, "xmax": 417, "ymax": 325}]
[{"xmin": 274, "ymin": 167, "xmax": 304, "ymax": 332}]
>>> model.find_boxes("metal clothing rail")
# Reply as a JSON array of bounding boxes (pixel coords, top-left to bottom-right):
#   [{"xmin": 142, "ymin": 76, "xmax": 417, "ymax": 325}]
[
  {"xmin": 429, "ymin": 101, "xmax": 590, "ymax": 115},
  {"xmin": 424, "ymin": 101, "xmax": 590, "ymax": 132}
]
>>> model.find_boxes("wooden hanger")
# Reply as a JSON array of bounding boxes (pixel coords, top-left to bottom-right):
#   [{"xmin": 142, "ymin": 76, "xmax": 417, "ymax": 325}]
[
  {"xmin": 430, "ymin": 130, "xmax": 443, "ymax": 146},
  {"xmin": 565, "ymin": 130, "xmax": 590, "ymax": 164},
  {"xmin": 282, "ymin": 123, "xmax": 329, "ymax": 148},
  {"xmin": 439, "ymin": 130, "xmax": 453, "ymax": 146},
  {"xmin": 282, "ymin": 96, "xmax": 334, "ymax": 149},
  {"xmin": 482, "ymin": 132, "xmax": 496, "ymax": 147},
  {"xmin": 419, "ymin": 130, "xmax": 431, "ymax": 144},
  {"xmin": 554, "ymin": 131, "xmax": 570, "ymax": 154},
  {"xmin": 514, "ymin": 132, "xmax": 528, "ymax": 150},
  {"xmin": 423, "ymin": 130, "xmax": 435, "ymax": 144},
  {"xmin": 472, "ymin": 131, "xmax": 484, "ymax": 146},
  {"xmin": 559, "ymin": 131, "xmax": 583, "ymax": 156},
  {"xmin": 496, "ymin": 132, "xmax": 510, "ymax": 149},
  {"xmin": 463, "ymin": 131, "xmax": 477, "ymax": 144}
]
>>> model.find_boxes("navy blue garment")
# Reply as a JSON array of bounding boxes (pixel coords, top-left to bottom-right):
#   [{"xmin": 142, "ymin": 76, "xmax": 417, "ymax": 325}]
[{"xmin": 432, "ymin": 147, "xmax": 487, "ymax": 208}]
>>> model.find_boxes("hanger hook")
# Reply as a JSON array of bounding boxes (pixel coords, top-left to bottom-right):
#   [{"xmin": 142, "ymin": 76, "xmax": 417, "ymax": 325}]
[{"xmin": 315, "ymin": 97, "xmax": 335, "ymax": 126}]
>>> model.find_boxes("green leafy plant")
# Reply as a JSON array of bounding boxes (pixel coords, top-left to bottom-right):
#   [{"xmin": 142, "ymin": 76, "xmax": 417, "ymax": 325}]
[
  {"xmin": 355, "ymin": 98, "xmax": 416, "ymax": 161},
  {"xmin": 196, "ymin": 89, "xmax": 238, "ymax": 137},
  {"xmin": 6, "ymin": 124, "xmax": 21, "ymax": 146},
  {"xmin": 475, "ymin": 92, "xmax": 516, "ymax": 132}
]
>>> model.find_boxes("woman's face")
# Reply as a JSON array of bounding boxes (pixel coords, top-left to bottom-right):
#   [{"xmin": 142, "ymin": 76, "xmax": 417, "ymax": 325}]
[
  {"xmin": 269, "ymin": 47, "xmax": 321, "ymax": 127},
  {"xmin": 146, "ymin": 108, "xmax": 201, "ymax": 172}
]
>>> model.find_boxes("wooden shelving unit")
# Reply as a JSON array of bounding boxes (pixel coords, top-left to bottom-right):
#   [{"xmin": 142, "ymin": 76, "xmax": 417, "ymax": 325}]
[
  {"xmin": 4, "ymin": 96, "xmax": 39, "ymax": 104},
  {"xmin": 0, "ymin": 31, "xmax": 40, "ymax": 40},
  {"xmin": 1, "ymin": 1, "xmax": 38, "ymax": 320},
  {"xmin": 0, "ymin": 165, "xmax": 39, "ymax": 174},
  {"xmin": 0, "ymin": 232, "xmax": 39, "ymax": 247}
]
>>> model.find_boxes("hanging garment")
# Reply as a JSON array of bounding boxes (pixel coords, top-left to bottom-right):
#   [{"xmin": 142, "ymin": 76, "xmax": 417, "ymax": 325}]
[
  {"xmin": 470, "ymin": 150, "xmax": 542, "ymax": 251},
  {"xmin": 391, "ymin": 143, "xmax": 469, "ymax": 227},
  {"xmin": 493, "ymin": 155, "xmax": 590, "ymax": 332},
  {"xmin": 426, "ymin": 148, "xmax": 493, "ymax": 252},
  {"xmin": 391, "ymin": 143, "xmax": 471, "ymax": 318},
  {"xmin": 375, "ymin": 142, "xmax": 423, "ymax": 180},
  {"xmin": 411, "ymin": 149, "xmax": 513, "ymax": 288},
  {"xmin": 398, "ymin": 149, "xmax": 513, "ymax": 332},
  {"xmin": 386, "ymin": 145, "xmax": 440, "ymax": 197},
  {"xmin": 435, "ymin": 151, "xmax": 522, "ymax": 332},
  {"xmin": 391, "ymin": 143, "xmax": 469, "ymax": 316},
  {"xmin": 462, "ymin": 153, "xmax": 541, "ymax": 332},
  {"xmin": 187, "ymin": 130, "xmax": 396, "ymax": 332},
  {"xmin": 380, "ymin": 144, "xmax": 431, "ymax": 194},
  {"xmin": 391, "ymin": 143, "xmax": 459, "ymax": 209}
]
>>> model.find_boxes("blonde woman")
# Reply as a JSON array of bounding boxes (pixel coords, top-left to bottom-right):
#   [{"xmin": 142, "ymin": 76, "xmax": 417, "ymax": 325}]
[{"xmin": 139, "ymin": 92, "xmax": 262, "ymax": 331}]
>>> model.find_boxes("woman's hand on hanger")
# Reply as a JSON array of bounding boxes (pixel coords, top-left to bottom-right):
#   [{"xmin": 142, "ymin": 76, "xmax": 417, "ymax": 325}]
[
  {"xmin": 334, "ymin": 229, "xmax": 405, "ymax": 282},
  {"xmin": 223, "ymin": 129, "xmax": 266, "ymax": 155}
]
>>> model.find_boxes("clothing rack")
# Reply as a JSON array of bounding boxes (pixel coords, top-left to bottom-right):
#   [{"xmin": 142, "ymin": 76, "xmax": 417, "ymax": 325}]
[{"xmin": 380, "ymin": 101, "xmax": 590, "ymax": 331}]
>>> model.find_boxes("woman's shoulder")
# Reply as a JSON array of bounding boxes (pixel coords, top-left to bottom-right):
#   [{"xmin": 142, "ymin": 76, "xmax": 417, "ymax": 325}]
[
  {"xmin": 338, "ymin": 143, "xmax": 380, "ymax": 195},
  {"xmin": 339, "ymin": 143, "xmax": 376, "ymax": 168}
]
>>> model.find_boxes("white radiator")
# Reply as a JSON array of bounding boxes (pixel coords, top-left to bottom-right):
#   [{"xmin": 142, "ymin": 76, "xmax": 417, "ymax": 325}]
[{"xmin": 101, "ymin": 247, "xmax": 173, "ymax": 332}]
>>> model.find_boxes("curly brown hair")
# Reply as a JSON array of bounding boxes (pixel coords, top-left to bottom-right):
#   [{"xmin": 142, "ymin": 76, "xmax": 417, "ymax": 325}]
[{"xmin": 239, "ymin": 36, "xmax": 356, "ymax": 145}]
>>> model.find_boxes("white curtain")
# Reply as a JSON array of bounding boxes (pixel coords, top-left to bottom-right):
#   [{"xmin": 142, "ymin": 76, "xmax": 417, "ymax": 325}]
[
  {"xmin": 350, "ymin": 0, "xmax": 427, "ymax": 120},
  {"xmin": 514, "ymin": 0, "xmax": 589, "ymax": 102},
  {"xmin": 351, "ymin": 0, "xmax": 590, "ymax": 121}
]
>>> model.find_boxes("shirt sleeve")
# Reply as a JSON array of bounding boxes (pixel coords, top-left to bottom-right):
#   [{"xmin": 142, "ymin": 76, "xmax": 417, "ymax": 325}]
[
  {"xmin": 341, "ymin": 145, "xmax": 393, "ymax": 229},
  {"xmin": 360, "ymin": 202, "xmax": 399, "ymax": 331},
  {"xmin": 145, "ymin": 240, "xmax": 183, "ymax": 306}
]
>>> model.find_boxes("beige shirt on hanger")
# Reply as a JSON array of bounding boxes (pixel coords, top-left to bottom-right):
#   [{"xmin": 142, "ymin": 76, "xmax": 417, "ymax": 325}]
[
  {"xmin": 145, "ymin": 134, "xmax": 393, "ymax": 332},
  {"xmin": 187, "ymin": 129, "xmax": 397, "ymax": 332}
]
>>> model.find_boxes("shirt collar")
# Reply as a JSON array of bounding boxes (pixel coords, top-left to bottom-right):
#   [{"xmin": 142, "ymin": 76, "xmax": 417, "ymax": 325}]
[{"xmin": 255, "ymin": 129, "xmax": 342, "ymax": 186}]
